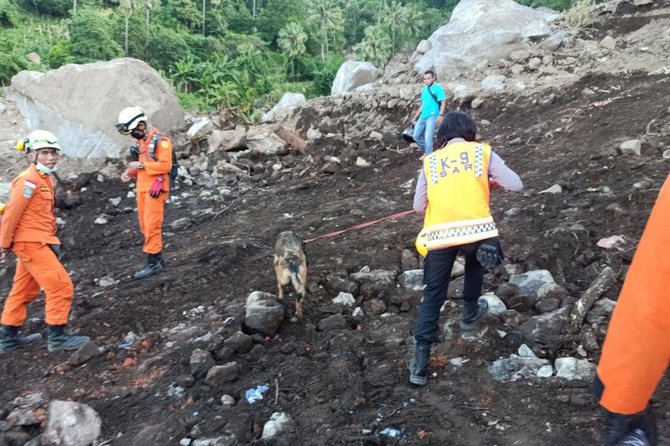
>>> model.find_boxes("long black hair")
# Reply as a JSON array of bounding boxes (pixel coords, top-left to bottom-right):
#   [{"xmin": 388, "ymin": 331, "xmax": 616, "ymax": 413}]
[{"xmin": 435, "ymin": 112, "xmax": 477, "ymax": 148}]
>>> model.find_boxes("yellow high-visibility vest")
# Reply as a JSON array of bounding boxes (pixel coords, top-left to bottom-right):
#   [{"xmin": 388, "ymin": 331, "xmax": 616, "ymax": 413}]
[{"xmin": 416, "ymin": 141, "xmax": 498, "ymax": 256}]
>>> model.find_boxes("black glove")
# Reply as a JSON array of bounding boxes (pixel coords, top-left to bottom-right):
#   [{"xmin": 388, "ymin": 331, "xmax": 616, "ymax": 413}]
[
  {"xmin": 476, "ymin": 239, "xmax": 503, "ymax": 269},
  {"xmin": 603, "ymin": 407, "xmax": 657, "ymax": 446}
]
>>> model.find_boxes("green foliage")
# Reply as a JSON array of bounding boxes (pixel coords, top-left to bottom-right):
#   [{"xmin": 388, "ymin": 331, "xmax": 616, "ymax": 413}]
[
  {"xmin": 306, "ymin": 53, "xmax": 343, "ymax": 97},
  {"xmin": 19, "ymin": 0, "xmax": 72, "ymax": 17},
  {"xmin": 70, "ymin": 8, "xmax": 124, "ymax": 62},
  {"xmin": 47, "ymin": 39, "xmax": 74, "ymax": 68},
  {"xmin": 0, "ymin": 51, "xmax": 28, "ymax": 86},
  {"xmin": 278, "ymin": 22, "xmax": 307, "ymax": 79},
  {"xmin": 0, "ymin": 0, "xmax": 591, "ymax": 117},
  {"xmin": 146, "ymin": 26, "xmax": 190, "ymax": 72},
  {"xmin": 354, "ymin": 24, "xmax": 392, "ymax": 69}
]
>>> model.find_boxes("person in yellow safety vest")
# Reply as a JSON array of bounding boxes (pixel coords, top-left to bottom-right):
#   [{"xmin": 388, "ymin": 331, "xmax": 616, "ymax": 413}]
[
  {"xmin": 409, "ymin": 112, "xmax": 523, "ymax": 386},
  {"xmin": 592, "ymin": 175, "xmax": 670, "ymax": 446}
]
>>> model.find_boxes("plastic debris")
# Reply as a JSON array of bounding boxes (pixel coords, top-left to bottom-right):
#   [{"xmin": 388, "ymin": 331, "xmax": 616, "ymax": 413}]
[
  {"xmin": 117, "ymin": 341, "xmax": 133, "ymax": 349},
  {"xmin": 379, "ymin": 427, "xmax": 403, "ymax": 437},
  {"xmin": 245, "ymin": 384, "xmax": 269, "ymax": 403},
  {"xmin": 596, "ymin": 235, "xmax": 626, "ymax": 249}
]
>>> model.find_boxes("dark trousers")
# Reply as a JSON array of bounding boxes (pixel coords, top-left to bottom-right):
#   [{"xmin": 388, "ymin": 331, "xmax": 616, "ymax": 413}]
[{"xmin": 414, "ymin": 242, "xmax": 485, "ymax": 347}]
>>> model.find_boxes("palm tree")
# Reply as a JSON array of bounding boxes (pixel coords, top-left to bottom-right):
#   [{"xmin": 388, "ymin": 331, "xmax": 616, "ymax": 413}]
[
  {"xmin": 308, "ymin": 0, "xmax": 343, "ymax": 62},
  {"xmin": 384, "ymin": 0, "xmax": 409, "ymax": 55},
  {"xmin": 119, "ymin": 0, "xmax": 141, "ymax": 55},
  {"xmin": 278, "ymin": 22, "xmax": 307, "ymax": 80},
  {"xmin": 145, "ymin": 0, "xmax": 161, "ymax": 41},
  {"xmin": 354, "ymin": 24, "xmax": 391, "ymax": 70}
]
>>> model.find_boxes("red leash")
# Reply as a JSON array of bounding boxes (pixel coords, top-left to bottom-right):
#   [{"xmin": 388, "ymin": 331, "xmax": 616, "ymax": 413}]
[{"xmin": 304, "ymin": 210, "xmax": 416, "ymax": 244}]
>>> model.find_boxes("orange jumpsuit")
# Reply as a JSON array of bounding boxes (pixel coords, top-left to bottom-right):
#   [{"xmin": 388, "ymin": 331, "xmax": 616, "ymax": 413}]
[
  {"xmin": 133, "ymin": 128, "xmax": 173, "ymax": 254},
  {"xmin": 597, "ymin": 174, "xmax": 670, "ymax": 414},
  {"xmin": 0, "ymin": 165, "xmax": 73, "ymax": 326}
]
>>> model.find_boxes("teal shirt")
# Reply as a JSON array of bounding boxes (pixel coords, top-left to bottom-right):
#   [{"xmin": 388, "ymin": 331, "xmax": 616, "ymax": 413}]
[{"xmin": 420, "ymin": 83, "xmax": 446, "ymax": 119}]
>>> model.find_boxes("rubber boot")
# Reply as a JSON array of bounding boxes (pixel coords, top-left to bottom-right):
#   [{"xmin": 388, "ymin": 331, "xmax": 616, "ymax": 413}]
[
  {"xmin": 134, "ymin": 252, "xmax": 164, "ymax": 280},
  {"xmin": 460, "ymin": 298, "xmax": 489, "ymax": 331},
  {"xmin": 47, "ymin": 324, "xmax": 90, "ymax": 352},
  {"xmin": 0, "ymin": 324, "xmax": 42, "ymax": 353},
  {"xmin": 408, "ymin": 344, "xmax": 431, "ymax": 386}
]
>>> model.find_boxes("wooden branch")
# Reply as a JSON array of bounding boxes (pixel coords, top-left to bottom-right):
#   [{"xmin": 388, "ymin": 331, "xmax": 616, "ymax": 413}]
[{"xmin": 567, "ymin": 266, "xmax": 616, "ymax": 333}]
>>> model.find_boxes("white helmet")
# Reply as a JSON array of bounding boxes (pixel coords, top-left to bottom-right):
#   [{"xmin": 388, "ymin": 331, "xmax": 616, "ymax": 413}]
[
  {"xmin": 16, "ymin": 130, "xmax": 60, "ymax": 152},
  {"xmin": 116, "ymin": 106, "xmax": 147, "ymax": 135}
]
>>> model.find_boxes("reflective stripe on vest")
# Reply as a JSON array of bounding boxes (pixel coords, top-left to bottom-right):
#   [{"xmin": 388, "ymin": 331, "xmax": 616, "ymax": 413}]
[{"xmin": 419, "ymin": 141, "xmax": 498, "ymax": 250}]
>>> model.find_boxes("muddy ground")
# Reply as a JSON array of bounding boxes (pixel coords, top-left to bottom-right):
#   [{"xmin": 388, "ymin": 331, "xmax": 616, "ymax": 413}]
[{"xmin": 2, "ymin": 12, "xmax": 670, "ymax": 446}]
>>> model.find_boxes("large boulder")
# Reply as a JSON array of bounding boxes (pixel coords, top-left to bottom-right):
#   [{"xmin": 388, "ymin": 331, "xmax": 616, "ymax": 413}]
[
  {"xmin": 7, "ymin": 58, "xmax": 185, "ymax": 159},
  {"xmin": 42, "ymin": 400, "xmax": 101, "ymax": 446},
  {"xmin": 331, "ymin": 61, "xmax": 379, "ymax": 96},
  {"xmin": 261, "ymin": 92, "xmax": 306, "ymax": 123},
  {"xmin": 415, "ymin": 0, "xmax": 558, "ymax": 79}
]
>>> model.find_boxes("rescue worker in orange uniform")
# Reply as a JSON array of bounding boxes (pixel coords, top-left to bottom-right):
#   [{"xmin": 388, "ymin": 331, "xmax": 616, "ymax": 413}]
[
  {"xmin": 592, "ymin": 175, "xmax": 670, "ymax": 445},
  {"xmin": 409, "ymin": 112, "xmax": 523, "ymax": 386},
  {"xmin": 0, "ymin": 130, "xmax": 89, "ymax": 353},
  {"xmin": 117, "ymin": 106, "xmax": 173, "ymax": 279}
]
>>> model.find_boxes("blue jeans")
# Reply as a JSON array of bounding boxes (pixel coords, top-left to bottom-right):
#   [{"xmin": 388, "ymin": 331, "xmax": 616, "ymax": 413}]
[
  {"xmin": 414, "ymin": 242, "xmax": 486, "ymax": 347},
  {"xmin": 412, "ymin": 115, "xmax": 437, "ymax": 155}
]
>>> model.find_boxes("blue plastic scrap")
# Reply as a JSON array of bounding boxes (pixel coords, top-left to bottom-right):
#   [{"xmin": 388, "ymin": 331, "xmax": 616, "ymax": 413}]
[
  {"xmin": 245, "ymin": 384, "xmax": 269, "ymax": 403},
  {"xmin": 117, "ymin": 341, "xmax": 133, "ymax": 349},
  {"xmin": 379, "ymin": 427, "xmax": 404, "ymax": 438}
]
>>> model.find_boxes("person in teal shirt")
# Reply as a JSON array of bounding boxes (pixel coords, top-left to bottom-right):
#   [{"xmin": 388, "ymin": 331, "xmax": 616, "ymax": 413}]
[{"xmin": 410, "ymin": 70, "xmax": 447, "ymax": 155}]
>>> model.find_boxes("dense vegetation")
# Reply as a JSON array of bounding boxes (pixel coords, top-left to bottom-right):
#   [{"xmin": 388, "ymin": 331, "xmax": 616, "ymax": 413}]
[{"xmin": 0, "ymin": 0, "xmax": 576, "ymax": 118}]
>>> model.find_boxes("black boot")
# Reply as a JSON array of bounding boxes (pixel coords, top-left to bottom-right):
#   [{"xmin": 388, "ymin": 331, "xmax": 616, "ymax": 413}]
[
  {"xmin": 134, "ymin": 252, "xmax": 164, "ymax": 280},
  {"xmin": 460, "ymin": 298, "xmax": 489, "ymax": 331},
  {"xmin": 0, "ymin": 324, "xmax": 42, "ymax": 353},
  {"xmin": 408, "ymin": 344, "xmax": 431, "ymax": 386},
  {"xmin": 47, "ymin": 325, "xmax": 90, "ymax": 352}
]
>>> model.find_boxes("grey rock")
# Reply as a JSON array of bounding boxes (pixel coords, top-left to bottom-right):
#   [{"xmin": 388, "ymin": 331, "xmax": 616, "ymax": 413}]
[
  {"xmin": 208, "ymin": 129, "xmax": 247, "ymax": 153},
  {"xmin": 363, "ymin": 298, "xmax": 387, "ymax": 316},
  {"xmin": 68, "ymin": 341, "xmax": 100, "ymax": 366},
  {"xmin": 415, "ymin": 0, "xmax": 558, "ymax": 79},
  {"xmin": 170, "ymin": 217, "xmax": 194, "ymax": 231},
  {"xmin": 187, "ymin": 118, "xmax": 213, "ymax": 141},
  {"xmin": 7, "ymin": 58, "xmax": 184, "ymax": 159},
  {"xmin": 500, "ymin": 309, "xmax": 525, "ymax": 327},
  {"xmin": 243, "ymin": 291, "xmax": 285, "ymax": 337},
  {"xmin": 204, "ymin": 362, "xmax": 242, "ymax": 387},
  {"xmin": 190, "ymin": 349, "xmax": 215, "ymax": 378},
  {"xmin": 261, "ymin": 412, "xmax": 294, "ymax": 439},
  {"xmin": 223, "ymin": 331, "xmax": 253, "ymax": 354},
  {"xmin": 399, "ymin": 270, "xmax": 424, "ymax": 291},
  {"xmin": 586, "ymin": 298, "xmax": 616, "ymax": 324},
  {"xmin": 519, "ymin": 306, "xmax": 568, "ymax": 344},
  {"xmin": 332, "ymin": 292, "xmax": 355, "ymax": 307},
  {"xmin": 400, "ymin": 249, "xmax": 419, "ymax": 271},
  {"xmin": 481, "ymin": 292, "xmax": 507, "ymax": 315},
  {"xmin": 535, "ymin": 297, "xmax": 560, "ymax": 313},
  {"xmin": 555, "ymin": 357, "xmax": 596, "ymax": 380},
  {"xmin": 489, "ymin": 354, "xmax": 551, "ymax": 381},
  {"xmin": 325, "ymin": 277, "xmax": 359, "ymax": 296},
  {"xmin": 350, "ymin": 268, "xmax": 396, "ymax": 286},
  {"xmin": 42, "ymin": 401, "xmax": 101, "ymax": 446},
  {"xmin": 261, "ymin": 92, "xmax": 306, "ymax": 123},
  {"xmin": 331, "ymin": 61, "xmax": 379, "ymax": 96},
  {"xmin": 317, "ymin": 314, "xmax": 349, "ymax": 332},
  {"xmin": 620, "ymin": 139, "xmax": 642, "ymax": 156},
  {"xmin": 509, "ymin": 270, "xmax": 555, "ymax": 300},
  {"xmin": 481, "ymin": 74, "xmax": 507, "ymax": 92},
  {"xmin": 191, "ymin": 436, "xmax": 237, "ymax": 446}
]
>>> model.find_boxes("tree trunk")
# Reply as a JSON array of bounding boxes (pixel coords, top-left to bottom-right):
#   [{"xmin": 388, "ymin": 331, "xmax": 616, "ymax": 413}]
[
  {"xmin": 566, "ymin": 266, "xmax": 616, "ymax": 334},
  {"xmin": 73, "ymin": 0, "xmax": 77, "ymax": 14},
  {"xmin": 146, "ymin": 9, "xmax": 150, "ymax": 41},
  {"xmin": 272, "ymin": 125, "xmax": 308, "ymax": 153},
  {"xmin": 202, "ymin": 0, "xmax": 206, "ymax": 35},
  {"xmin": 124, "ymin": 16, "xmax": 129, "ymax": 55}
]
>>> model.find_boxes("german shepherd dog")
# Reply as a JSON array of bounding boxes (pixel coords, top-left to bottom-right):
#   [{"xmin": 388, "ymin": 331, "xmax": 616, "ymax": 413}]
[{"xmin": 273, "ymin": 231, "xmax": 308, "ymax": 317}]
